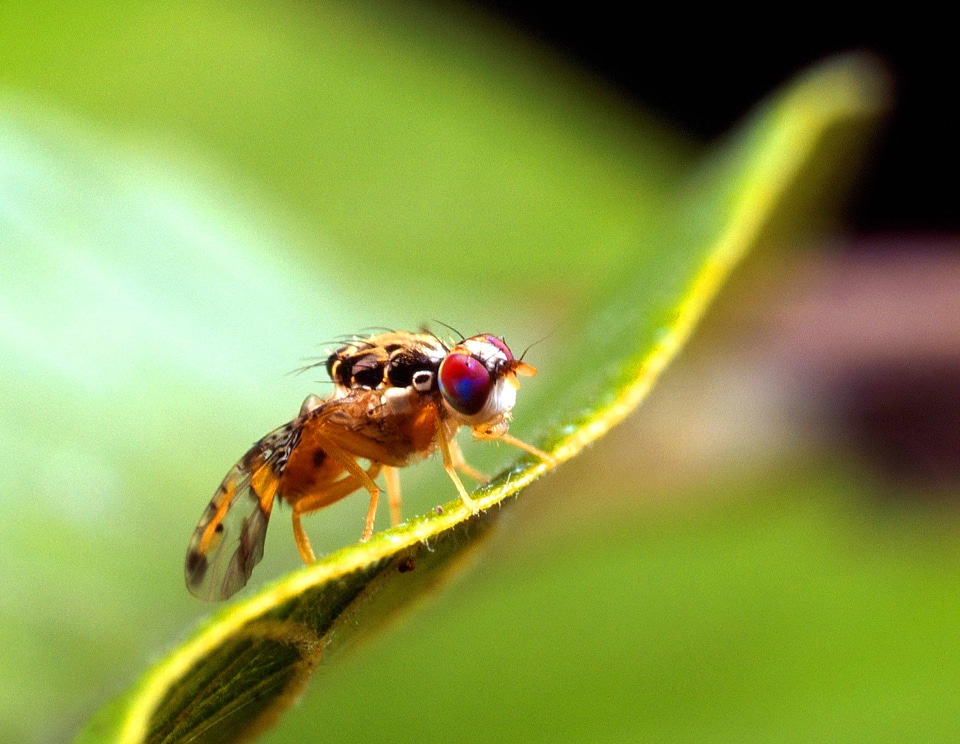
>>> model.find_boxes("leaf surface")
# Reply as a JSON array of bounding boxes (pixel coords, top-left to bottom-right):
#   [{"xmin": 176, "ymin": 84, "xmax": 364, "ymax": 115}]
[{"xmin": 73, "ymin": 55, "xmax": 887, "ymax": 744}]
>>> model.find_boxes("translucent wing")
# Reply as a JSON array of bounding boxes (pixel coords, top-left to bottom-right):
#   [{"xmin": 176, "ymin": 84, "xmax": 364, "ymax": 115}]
[
  {"xmin": 184, "ymin": 420, "xmax": 299, "ymax": 601},
  {"xmin": 185, "ymin": 387, "xmax": 427, "ymax": 601}
]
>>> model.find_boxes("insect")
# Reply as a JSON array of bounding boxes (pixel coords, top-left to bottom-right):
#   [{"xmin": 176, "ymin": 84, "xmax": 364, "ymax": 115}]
[{"xmin": 185, "ymin": 331, "xmax": 554, "ymax": 600}]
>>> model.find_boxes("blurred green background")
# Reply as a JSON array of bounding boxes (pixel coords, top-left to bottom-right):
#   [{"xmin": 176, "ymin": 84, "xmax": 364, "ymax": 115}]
[{"xmin": 3, "ymin": 3, "xmax": 960, "ymax": 743}]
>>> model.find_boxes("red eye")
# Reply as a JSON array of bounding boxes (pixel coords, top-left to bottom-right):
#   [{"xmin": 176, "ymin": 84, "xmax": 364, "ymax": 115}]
[{"xmin": 439, "ymin": 352, "xmax": 492, "ymax": 415}]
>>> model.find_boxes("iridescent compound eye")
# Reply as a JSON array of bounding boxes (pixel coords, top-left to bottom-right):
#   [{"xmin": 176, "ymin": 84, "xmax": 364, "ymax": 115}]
[{"xmin": 439, "ymin": 351, "xmax": 493, "ymax": 415}]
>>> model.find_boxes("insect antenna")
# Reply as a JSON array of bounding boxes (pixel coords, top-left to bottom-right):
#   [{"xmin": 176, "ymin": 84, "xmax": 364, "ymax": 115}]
[{"xmin": 518, "ymin": 327, "xmax": 557, "ymax": 363}]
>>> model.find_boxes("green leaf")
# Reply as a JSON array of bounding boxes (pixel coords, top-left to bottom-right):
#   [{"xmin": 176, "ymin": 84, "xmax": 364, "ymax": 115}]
[
  {"xmin": 1, "ymin": 5, "xmax": 887, "ymax": 743},
  {"xmin": 71, "ymin": 56, "xmax": 886, "ymax": 744}
]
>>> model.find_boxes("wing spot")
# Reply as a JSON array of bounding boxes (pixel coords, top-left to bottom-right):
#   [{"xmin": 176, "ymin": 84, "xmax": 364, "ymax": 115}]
[{"xmin": 185, "ymin": 551, "xmax": 208, "ymax": 579}]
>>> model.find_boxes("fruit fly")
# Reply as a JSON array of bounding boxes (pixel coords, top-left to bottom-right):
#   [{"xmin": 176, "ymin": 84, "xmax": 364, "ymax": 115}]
[{"xmin": 185, "ymin": 331, "xmax": 554, "ymax": 600}]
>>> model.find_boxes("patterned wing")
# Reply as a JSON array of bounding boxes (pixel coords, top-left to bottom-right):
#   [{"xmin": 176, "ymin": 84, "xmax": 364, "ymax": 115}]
[{"xmin": 184, "ymin": 419, "xmax": 300, "ymax": 601}]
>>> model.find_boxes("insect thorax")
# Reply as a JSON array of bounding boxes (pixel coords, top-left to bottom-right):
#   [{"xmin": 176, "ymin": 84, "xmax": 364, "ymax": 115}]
[{"xmin": 326, "ymin": 333, "xmax": 447, "ymax": 392}]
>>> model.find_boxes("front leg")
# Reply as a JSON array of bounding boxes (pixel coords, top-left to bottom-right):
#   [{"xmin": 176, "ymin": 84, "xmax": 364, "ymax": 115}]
[{"xmin": 498, "ymin": 432, "xmax": 558, "ymax": 467}]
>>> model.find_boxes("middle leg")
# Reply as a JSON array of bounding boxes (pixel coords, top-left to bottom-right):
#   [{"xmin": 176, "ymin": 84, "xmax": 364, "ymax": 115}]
[{"xmin": 290, "ymin": 462, "xmax": 382, "ymax": 563}]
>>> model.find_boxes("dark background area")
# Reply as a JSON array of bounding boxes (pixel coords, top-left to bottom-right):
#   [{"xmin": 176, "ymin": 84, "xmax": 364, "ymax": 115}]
[
  {"xmin": 471, "ymin": 5, "xmax": 960, "ymax": 491},
  {"xmin": 474, "ymin": 6, "xmax": 956, "ymax": 234}
]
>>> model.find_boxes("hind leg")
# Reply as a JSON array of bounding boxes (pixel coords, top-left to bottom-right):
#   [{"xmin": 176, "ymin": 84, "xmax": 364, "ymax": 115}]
[{"xmin": 384, "ymin": 466, "xmax": 403, "ymax": 527}]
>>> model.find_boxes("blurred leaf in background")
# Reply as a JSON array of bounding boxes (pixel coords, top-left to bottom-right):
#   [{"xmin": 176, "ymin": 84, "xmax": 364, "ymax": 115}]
[
  {"xmin": 3, "ymin": 2, "xmax": 956, "ymax": 744},
  {"xmin": 0, "ymin": 3, "xmax": 681, "ymax": 741}
]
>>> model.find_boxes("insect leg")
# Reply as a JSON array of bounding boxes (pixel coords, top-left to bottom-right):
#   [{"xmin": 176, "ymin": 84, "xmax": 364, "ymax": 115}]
[
  {"xmin": 356, "ymin": 464, "xmax": 382, "ymax": 541},
  {"xmin": 499, "ymin": 432, "xmax": 558, "ymax": 466},
  {"xmin": 446, "ymin": 436, "xmax": 488, "ymax": 483},
  {"xmin": 290, "ymin": 462, "xmax": 383, "ymax": 563},
  {"xmin": 309, "ymin": 429, "xmax": 388, "ymax": 541},
  {"xmin": 384, "ymin": 466, "xmax": 402, "ymax": 527},
  {"xmin": 436, "ymin": 425, "xmax": 479, "ymax": 513}
]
